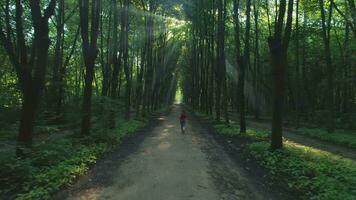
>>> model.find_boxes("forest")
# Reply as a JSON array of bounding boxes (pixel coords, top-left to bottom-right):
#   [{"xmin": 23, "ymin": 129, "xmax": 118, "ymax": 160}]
[{"xmin": 0, "ymin": 0, "xmax": 355, "ymax": 199}]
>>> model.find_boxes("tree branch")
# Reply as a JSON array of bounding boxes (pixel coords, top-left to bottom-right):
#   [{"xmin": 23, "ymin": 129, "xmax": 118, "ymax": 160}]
[
  {"xmin": 331, "ymin": 0, "xmax": 355, "ymax": 36},
  {"xmin": 64, "ymin": 5, "xmax": 79, "ymax": 23},
  {"xmin": 283, "ymin": 0, "xmax": 294, "ymax": 49},
  {"xmin": 44, "ymin": 0, "xmax": 57, "ymax": 19}
]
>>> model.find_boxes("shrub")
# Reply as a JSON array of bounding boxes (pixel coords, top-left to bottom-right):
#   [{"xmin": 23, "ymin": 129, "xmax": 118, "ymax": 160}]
[
  {"xmin": 1, "ymin": 118, "xmax": 147, "ymax": 200},
  {"xmin": 203, "ymin": 114, "xmax": 356, "ymax": 199},
  {"xmin": 0, "ymin": 155, "xmax": 32, "ymax": 198},
  {"xmin": 248, "ymin": 141, "xmax": 356, "ymax": 200},
  {"xmin": 297, "ymin": 128, "xmax": 356, "ymax": 149}
]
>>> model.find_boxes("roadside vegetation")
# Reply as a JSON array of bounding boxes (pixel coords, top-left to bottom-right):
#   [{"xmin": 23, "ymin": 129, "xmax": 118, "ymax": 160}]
[
  {"xmin": 0, "ymin": 103, "xmax": 146, "ymax": 199},
  {"xmin": 0, "ymin": 0, "xmax": 179, "ymax": 199},
  {"xmin": 294, "ymin": 128, "xmax": 356, "ymax": 149},
  {"xmin": 195, "ymin": 111, "xmax": 356, "ymax": 199},
  {"xmin": 1, "ymin": 0, "xmax": 356, "ymax": 199}
]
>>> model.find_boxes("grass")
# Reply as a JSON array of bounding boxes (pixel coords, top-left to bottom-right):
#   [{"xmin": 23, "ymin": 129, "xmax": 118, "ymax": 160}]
[
  {"xmin": 248, "ymin": 141, "xmax": 356, "ymax": 200},
  {"xmin": 195, "ymin": 111, "xmax": 356, "ymax": 200},
  {"xmin": 0, "ymin": 118, "xmax": 147, "ymax": 200},
  {"xmin": 213, "ymin": 124, "xmax": 269, "ymax": 141},
  {"xmin": 296, "ymin": 128, "xmax": 356, "ymax": 149}
]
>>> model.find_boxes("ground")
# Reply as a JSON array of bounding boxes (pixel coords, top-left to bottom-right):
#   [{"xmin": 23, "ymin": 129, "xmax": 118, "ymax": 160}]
[
  {"xmin": 246, "ymin": 120, "xmax": 356, "ymax": 160},
  {"xmin": 55, "ymin": 106, "xmax": 289, "ymax": 200}
]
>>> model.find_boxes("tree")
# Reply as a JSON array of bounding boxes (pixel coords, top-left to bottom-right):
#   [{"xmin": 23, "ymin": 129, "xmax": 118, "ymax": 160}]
[
  {"xmin": 0, "ymin": 0, "xmax": 56, "ymax": 151},
  {"xmin": 268, "ymin": 0, "xmax": 294, "ymax": 150},
  {"xmin": 216, "ymin": 0, "xmax": 228, "ymax": 122},
  {"xmin": 233, "ymin": 0, "xmax": 242, "ymax": 117},
  {"xmin": 239, "ymin": 0, "xmax": 252, "ymax": 133},
  {"xmin": 79, "ymin": 0, "xmax": 101, "ymax": 135},
  {"xmin": 142, "ymin": 0, "xmax": 158, "ymax": 116},
  {"xmin": 52, "ymin": 1, "xmax": 80, "ymax": 115},
  {"xmin": 319, "ymin": 0, "xmax": 335, "ymax": 133},
  {"xmin": 122, "ymin": 0, "xmax": 131, "ymax": 119},
  {"xmin": 110, "ymin": 0, "xmax": 121, "ymax": 99},
  {"xmin": 294, "ymin": 0, "xmax": 301, "ymax": 128},
  {"xmin": 253, "ymin": 0, "xmax": 261, "ymax": 120}
]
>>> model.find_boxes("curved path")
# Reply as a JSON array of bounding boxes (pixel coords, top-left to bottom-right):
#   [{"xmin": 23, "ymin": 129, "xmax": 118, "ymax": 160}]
[
  {"xmin": 246, "ymin": 121, "xmax": 356, "ymax": 160},
  {"xmin": 228, "ymin": 112, "xmax": 356, "ymax": 161},
  {"xmin": 55, "ymin": 106, "xmax": 287, "ymax": 200}
]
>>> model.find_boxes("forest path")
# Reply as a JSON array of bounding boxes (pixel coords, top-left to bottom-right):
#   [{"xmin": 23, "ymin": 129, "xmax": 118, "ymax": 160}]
[
  {"xmin": 246, "ymin": 120, "xmax": 356, "ymax": 160},
  {"xmin": 56, "ymin": 105, "xmax": 284, "ymax": 200}
]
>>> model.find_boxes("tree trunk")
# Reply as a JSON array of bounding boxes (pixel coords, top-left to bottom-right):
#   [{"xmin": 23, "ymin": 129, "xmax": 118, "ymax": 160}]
[
  {"xmin": 81, "ymin": 60, "xmax": 95, "ymax": 135},
  {"xmin": 253, "ymin": 0, "xmax": 260, "ymax": 120},
  {"xmin": 17, "ymin": 87, "xmax": 37, "ymax": 150},
  {"xmin": 239, "ymin": 0, "xmax": 251, "ymax": 133},
  {"xmin": 269, "ymin": 0, "xmax": 294, "ymax": 150},
  {"xmin": 56, "ymin": 25, "xmax": 80, "ymax": 115},
  {"xmin": 79, "ymin": 0, "xmax": 101, "ymax": 135},
  {"xmin": 111, "ymin": 0, "xmax": 121, "ymax": 98},
  {"xmin": 295, "ymin": 0, "xmax": 300, "ymax": 129},
  {"xmin": 135, "ymin": 47, "xmax": 145, "ymax": 117},
  {"xmin": 319, "ymin": 0, "xmax": 335, "ymax": 132},
  {"xmin": 215, "ymin": 0, "xmax": 225, "ymax": 122},
  {"xmin": 270, "ymin": 48, "xmax": 286, "ymax": 149},
  {"xmin": 52, "ymin": 0, "xmax": 64, "ymax": 114},
  {"xmin": 122, "ymin": 0, "xmax": 131, "ymax": 119},
  {"xmin": 142, "ymin": 12, "xmax": 154, "ymax": 116}
]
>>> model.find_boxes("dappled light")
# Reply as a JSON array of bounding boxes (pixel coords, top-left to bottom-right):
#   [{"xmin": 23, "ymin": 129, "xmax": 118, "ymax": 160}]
[
  {"xmin": 158, "ymin": 117, "xmax": 166, "ymax": 121},
  {"xmin": 0, "ymin": 0, "xmax": 355, "ymax": 199},
  {"xmin": 158, "ymin": 141, "xmax": 172, "ymax": 150}
]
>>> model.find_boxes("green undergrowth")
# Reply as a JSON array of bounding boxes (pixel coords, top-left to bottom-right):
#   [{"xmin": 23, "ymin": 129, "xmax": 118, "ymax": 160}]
[
  {"xmin": 194, "ymin": 110, "xmax": 356, "ymax": 200},
  {"xmin": 296, "ymin": 128, "xmax": 356, "ymax": 149},
  {"xmin": 0, "ymin": 118, "xmax": 146, "ymax": 200},
  {"xmin": 213, "ymin": 124, "xmax": 269, "ymax": 141},
  {"xmin": 248, "ymin": 141, "xmax": 356, "ymax": 200}
]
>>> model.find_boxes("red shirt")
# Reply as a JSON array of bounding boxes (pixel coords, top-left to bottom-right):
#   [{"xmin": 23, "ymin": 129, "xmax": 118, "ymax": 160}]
[{"xmin": 180, "ymin": 113, "xmax": 187, "ymax": 121}]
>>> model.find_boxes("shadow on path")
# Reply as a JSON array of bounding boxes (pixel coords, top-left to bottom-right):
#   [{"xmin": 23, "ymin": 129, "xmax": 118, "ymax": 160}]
[{"xmin": 55, "ymin": 105, "xmax": 290, "ymax": 200}]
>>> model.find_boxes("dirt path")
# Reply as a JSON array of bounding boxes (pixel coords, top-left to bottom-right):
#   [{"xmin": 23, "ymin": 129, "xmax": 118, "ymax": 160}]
[
  {"xmin": 56, "ymin": 106, "xmax": 287, "ymax": 200},
  {"xmin": 246, "ymin": 121, "xmax": 356, "ymax": 160}
]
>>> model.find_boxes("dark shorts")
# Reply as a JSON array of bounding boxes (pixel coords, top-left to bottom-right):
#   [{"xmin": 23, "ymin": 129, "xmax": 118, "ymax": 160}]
[{"xmin": 180, "ymin": 120, "xmax": 186, "ymax": 127}]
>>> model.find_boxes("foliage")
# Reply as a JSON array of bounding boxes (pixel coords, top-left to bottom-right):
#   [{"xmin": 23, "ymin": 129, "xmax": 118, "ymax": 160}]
[
  {"xmin": 17, "ymin": 143, "xmax": 107, "ymax": 200},
  {"xmin": 90, "ymin": 119, "xmax": 147, "ymax": 144},
  {"xmin": 297, "ymin": 128, "xmax": 356, "ymax": 149},
  {"xmin": 0, "ymin": 155, "xmax": 33, "ymax": 198},
  {"xmin": 213, "ymin": 124, "xmax": 240, "ymax": 136},
  {"xmin": 213, "ymin": 123, "xmax": 269, "ymax": 141},
  {"xmin": 248, "ymin": 141, "xmax": 356, "ymax": 200},
  {"xmin": 0, "ymin": 119, "xmax": 146, "ymax": 200},
  {"xmin": 193, "ymin": 111, "xmax": 212, "ymax": 121},
  {"xmin": 202, "ymin": 113, "xmax": 356, "ymax": 199}
]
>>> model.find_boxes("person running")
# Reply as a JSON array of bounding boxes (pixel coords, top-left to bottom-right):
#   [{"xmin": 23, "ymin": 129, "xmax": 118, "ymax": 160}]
[{"xmin": 179, "ymin": 110, "xmax": 187, "ymax": 133}]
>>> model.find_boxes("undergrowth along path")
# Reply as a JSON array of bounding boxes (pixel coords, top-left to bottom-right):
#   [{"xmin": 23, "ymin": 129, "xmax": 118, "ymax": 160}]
[{"xmin": 56, "ymin": 105, "xmax": 288, "ymax": 200}]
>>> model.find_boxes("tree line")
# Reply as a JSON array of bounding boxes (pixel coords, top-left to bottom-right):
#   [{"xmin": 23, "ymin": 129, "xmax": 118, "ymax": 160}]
[
  {"xmin": 0, "ymin": 0, "xmax": 184, "ymax": 154},
  {"xmin": 181, "ymin": 0, "xmax": 356, "ymax": 150},
  {"xmin": 0, "ymin": 0, "xmax": 355, "ymax": 152}
]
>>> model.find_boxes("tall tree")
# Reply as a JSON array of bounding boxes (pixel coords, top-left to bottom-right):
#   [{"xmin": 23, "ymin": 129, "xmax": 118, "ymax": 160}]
[
  {"xmin": 0, "ymin": 0, "xmax": 56, "ymax": 150},
  {"xmin": 239, "ymin": 0, "xmax": 251, "ymax": 133},
  {"xmin": 122, "ymin": 0, "xmax": 131, "ymax": 119},
  {"xmin": 111, "ymin": 0, "xmax": 121, "ymax": 98},
  {"xmin": 233, "ymin": 0, "xmax": 242, "ymax": 117},
  {"xmin": 294, "ymin": 0, "xmax": 301, "ymax": 128},
  {"xmin": 216, "ymin": 0, "xmax": 228, "ymax": 122},
  {"xmin": 319, "ymin": 0, "xmax": 335, "ymax": 133},
  {"xmin": 268, "ymin": 0, "xmax": 294, "ymax": 150},
  {"xmin": 142, "ymin": 0, "xmax": 157, "ymax": 116},
  {"xmin": 347, "ymin": 0, "xmax": 356, "ymax": 37},
  {"xmin": 100, "ymin": 1, "xmax": 113, "ymax": 97},
  {"xmin": 79, "ymin": 0, "xmax": 101, "ymax": 135},
  {"xmin": 52, "ymin": 0, "xmax": 64, "ymax": 113},
  {"xmin": 253, "ymin": 0, "xmax": 261, "ymax": 120},
  {"xmin": 221, "ymin": 0, "xmax": 229, "ymax": 123}
]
